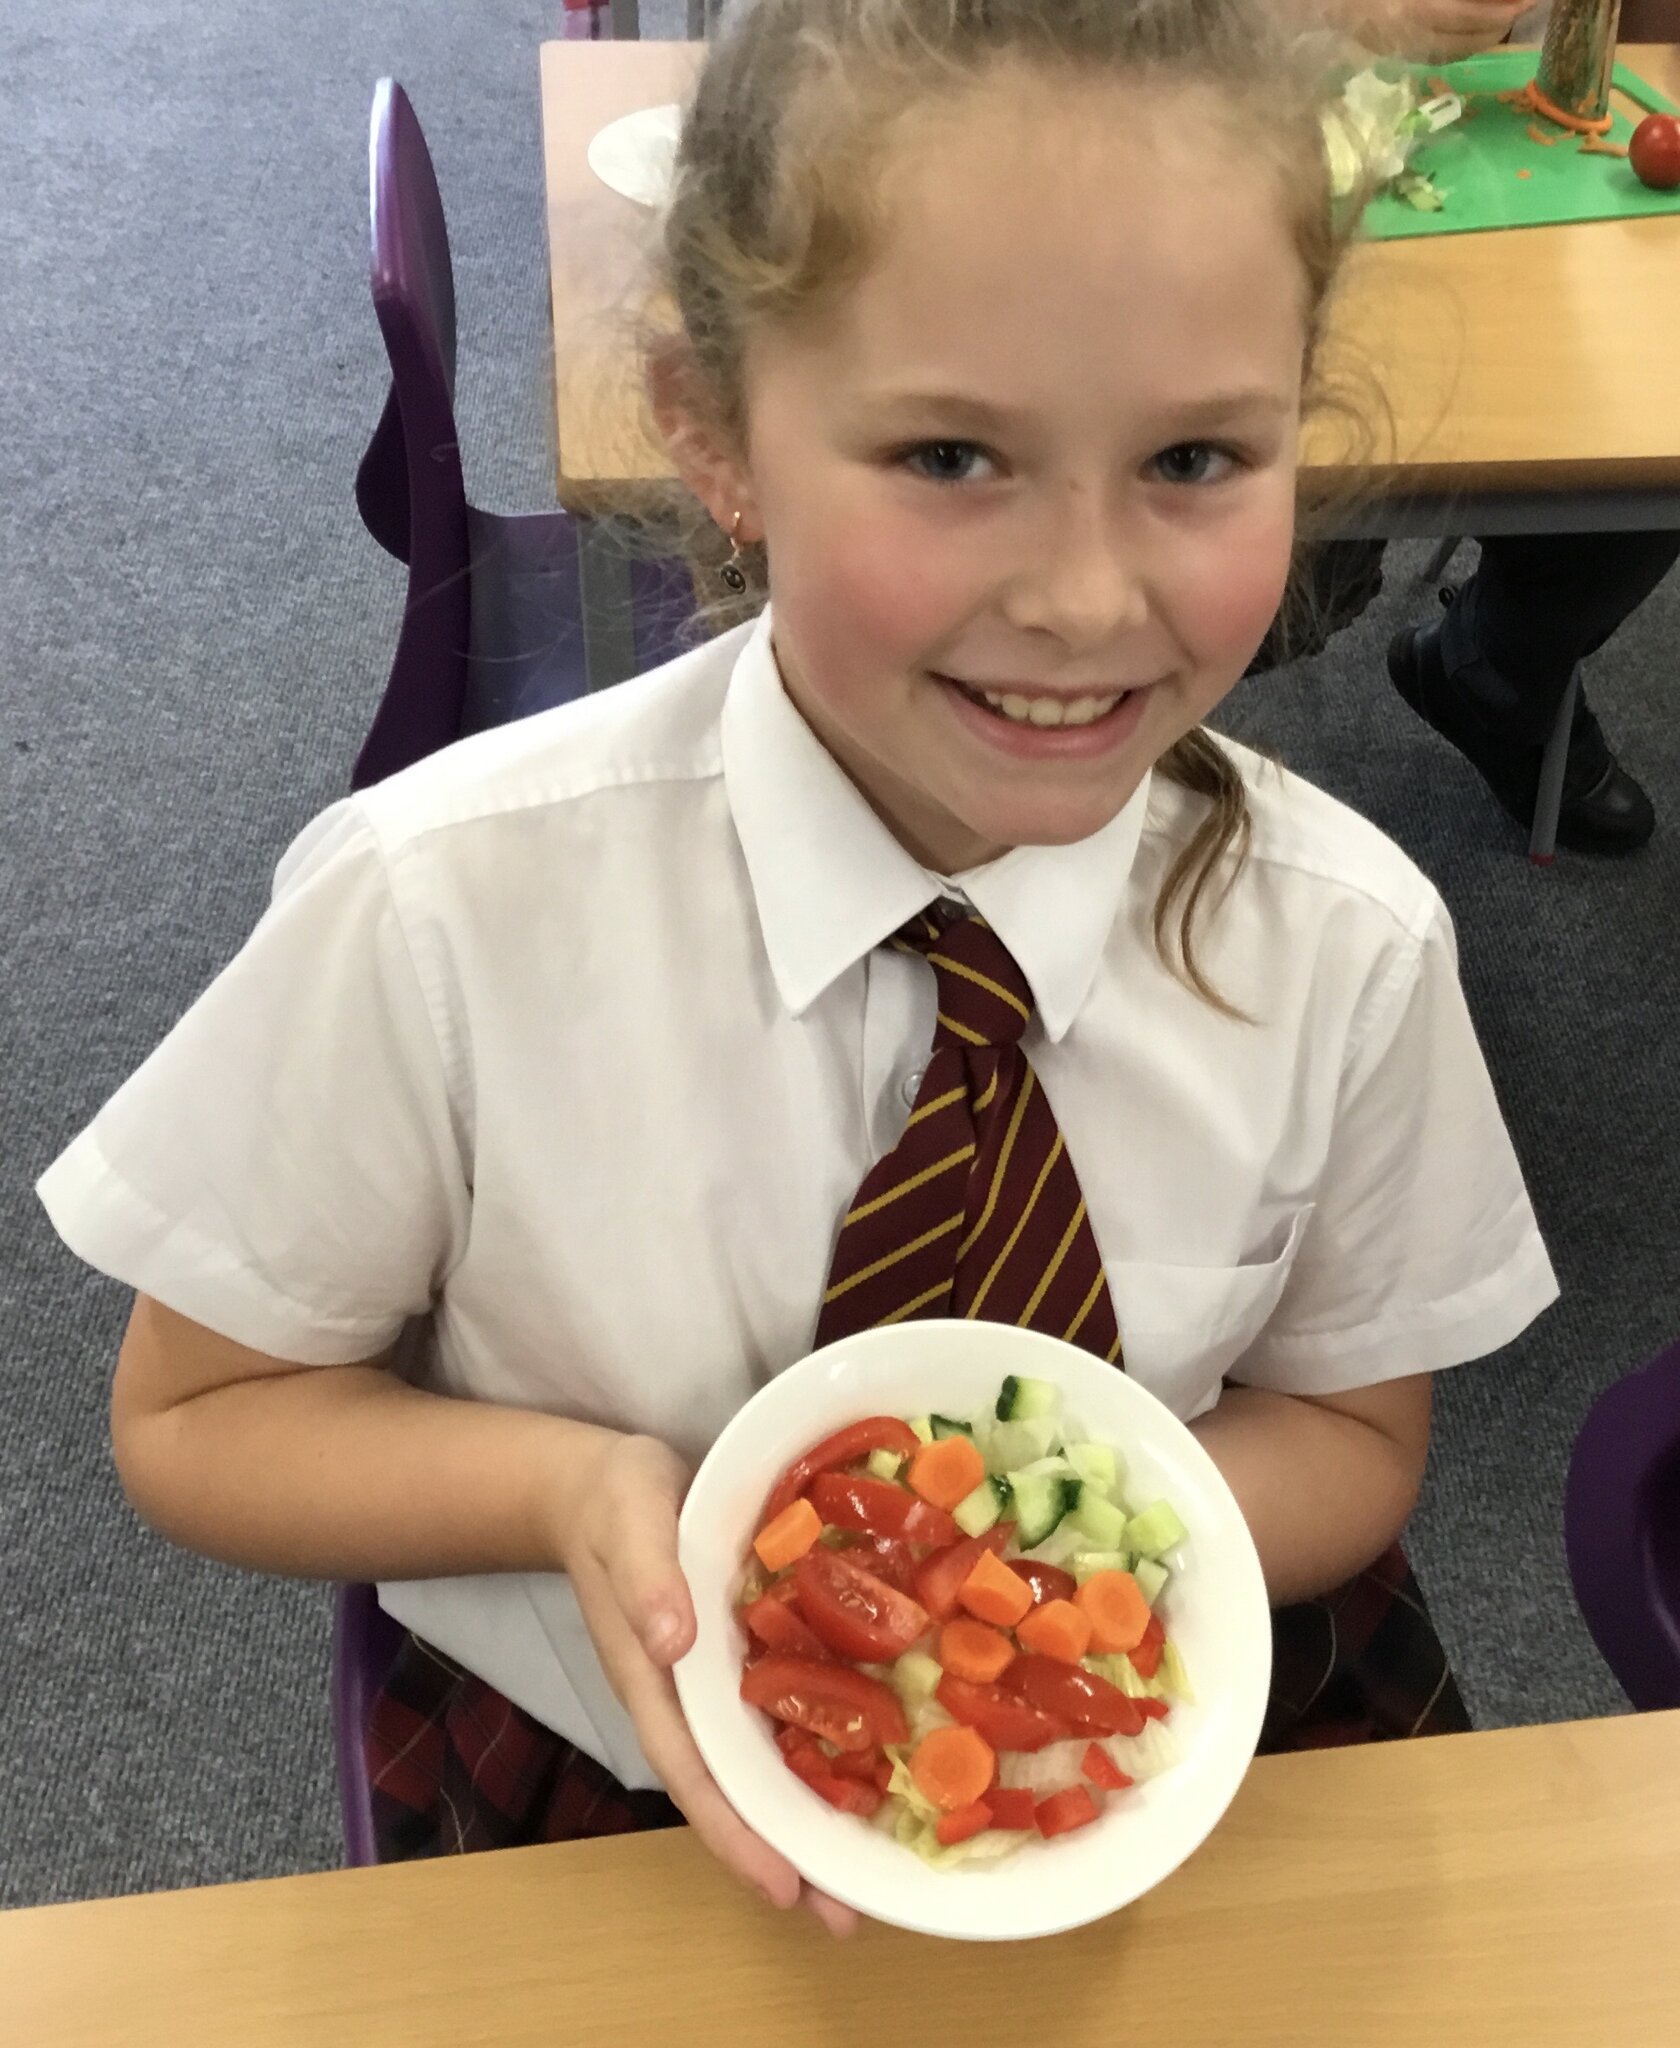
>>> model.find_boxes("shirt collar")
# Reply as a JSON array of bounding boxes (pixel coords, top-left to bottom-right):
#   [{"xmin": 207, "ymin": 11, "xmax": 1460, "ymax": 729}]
[{"xmin": 721, "ymin": 605, "xmax": 1151, "ymax": 1043}]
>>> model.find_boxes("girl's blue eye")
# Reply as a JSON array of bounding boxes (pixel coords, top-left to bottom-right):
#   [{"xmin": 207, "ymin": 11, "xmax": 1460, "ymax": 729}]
[
  {"xmin": 1153, "ymin": 441, "xmax": 1238, "ymax": 486},
  {"xmin": 901, "ymin": 440, "xmax": 994, "ymax": 485}
]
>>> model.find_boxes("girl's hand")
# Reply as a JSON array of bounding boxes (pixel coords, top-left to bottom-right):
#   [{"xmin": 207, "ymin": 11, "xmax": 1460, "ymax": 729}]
[
  {"xmin": 555, "ymin": 1430, "xmax": 860, "ymax": 1939},
  {"xmin": 1348, "ymin": 0, "xmax": 1532, "ymax": 61}
]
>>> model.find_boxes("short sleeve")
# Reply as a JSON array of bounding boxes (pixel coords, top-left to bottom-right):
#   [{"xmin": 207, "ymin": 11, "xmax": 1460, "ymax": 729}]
[
  {"xmin": 36, "ymin": 801, "xmax": 471, "ymax": 1363},
  {"xmin": 1229, "ymin": 894, "xmax": 1559, "ymax": 1396}
]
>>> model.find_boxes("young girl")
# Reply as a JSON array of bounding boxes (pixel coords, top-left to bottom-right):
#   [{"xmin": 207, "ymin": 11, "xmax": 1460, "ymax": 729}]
[{"xmin": 38, "ymin": 0, "xmax": 1556, "ymax": 1938}]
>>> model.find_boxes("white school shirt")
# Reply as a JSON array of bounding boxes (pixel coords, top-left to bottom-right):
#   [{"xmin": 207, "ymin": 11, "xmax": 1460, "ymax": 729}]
[{"xmin": 38, "ymin": 604, "xmax": 1558, "ymax": 1789}]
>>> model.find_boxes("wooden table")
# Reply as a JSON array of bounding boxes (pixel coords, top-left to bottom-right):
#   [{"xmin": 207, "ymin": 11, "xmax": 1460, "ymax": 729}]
[
  {"xmin": 7, "ymin": 1709, "xmax": 1680, "ymax": 2046},
  {"xmin": 538, "ymin": 40, "xmax": 1680, "ymax": 848}
]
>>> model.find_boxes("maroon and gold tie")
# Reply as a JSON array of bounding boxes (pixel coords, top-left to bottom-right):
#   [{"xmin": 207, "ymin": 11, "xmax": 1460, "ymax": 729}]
[{"xmin": 815, "ymin": 905, "xmax": 1122, "ymax": 1362}]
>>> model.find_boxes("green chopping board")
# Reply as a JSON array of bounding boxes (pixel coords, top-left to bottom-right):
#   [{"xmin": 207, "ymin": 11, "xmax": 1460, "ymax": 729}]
[{"xmin": 1360, "ymin": 49, "xmax": 1680, "ymax": 241}]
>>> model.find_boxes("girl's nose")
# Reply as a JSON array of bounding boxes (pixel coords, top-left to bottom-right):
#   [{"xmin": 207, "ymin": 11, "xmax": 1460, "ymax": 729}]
[{"xmin": 997, "ymin": 490, "xmax": 1150, "ymax": 651}]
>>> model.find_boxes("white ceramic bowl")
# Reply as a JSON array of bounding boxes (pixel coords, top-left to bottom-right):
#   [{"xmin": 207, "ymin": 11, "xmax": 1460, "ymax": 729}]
[{"xmin": 674, "ymin": 1320, "xmax": 1271, "ymax": 1942}]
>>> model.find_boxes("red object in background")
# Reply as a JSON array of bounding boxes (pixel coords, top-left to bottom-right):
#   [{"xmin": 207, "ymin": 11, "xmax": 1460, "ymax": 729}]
[
  {"xmin": 1630, "ymin": 114, "xmax": 1680, "ymax": 190},
  {"xmin": 561, "ymin": 0, "xmax": 608, "ymax": 37}
]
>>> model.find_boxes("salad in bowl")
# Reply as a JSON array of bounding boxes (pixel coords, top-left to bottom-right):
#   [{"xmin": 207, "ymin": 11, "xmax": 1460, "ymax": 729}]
[{"xmin": 674, "ymin": 1321, "xmax": 1270, "ymax": 1941}]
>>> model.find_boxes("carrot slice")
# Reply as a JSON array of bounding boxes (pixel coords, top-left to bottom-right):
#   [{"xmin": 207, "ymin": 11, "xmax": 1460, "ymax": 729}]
[
  {"xmin": 1015, "ymin": 1597, "xmax": 1093, "ymax": 1666},
  {"xmin": 1074, "ymin": 1569, "xmax": 1152, "ymax": 1654},
  {"xmin": 910, "ymin": 1724, "xmax": 997, "ymax": 1812},
  {"xmin": 957, "ymin": 1546, "xmax": 1035, "ymax": 1629},
  {"xmin": 935, "ymin": 1797, "xmax": 994, "ymax": 1846},
  {"xmin": 939, "ymin": 1616, "xmax": 1017, "ymax": 1684},
  {"xmin": 752, "ymin": 1497, "xmax": 823, "ymax": 1572},
  {"xmin": 907, "ymin": 1434, "xmax": 986, "ymax": 1511}
]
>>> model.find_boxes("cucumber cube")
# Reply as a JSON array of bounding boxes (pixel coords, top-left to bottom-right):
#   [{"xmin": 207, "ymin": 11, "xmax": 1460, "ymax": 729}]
[
  {"xmin": 952, "ymin": 1476, "xmax": 1005, "ymax": 1537},
  {"xmin": 1072, "ymin": 1548, "xmax": 1134, "ymax": 1582},
  {"xmin": 1071, "ymin": 1487, "xmax": 1126, "ymax": 1549},
  {"xmin": 865, "ymin": 1447, "xmax": 906, "ymax": 1482},
  {"xmin": 995, "ymin": 1374, "xmax": 1061, "ymax": 1422},
  {"xmin": 1066, "ymin": 1441, "xmax": 1117, "ymax": 1493},
  {"xmin": 1124, "ymin": 1500, "xmax": 1188, "ymax": 1559},
  {"xmin": 1133, "ymin": 1557, "xmax": 1170, "ymax": 1606}
]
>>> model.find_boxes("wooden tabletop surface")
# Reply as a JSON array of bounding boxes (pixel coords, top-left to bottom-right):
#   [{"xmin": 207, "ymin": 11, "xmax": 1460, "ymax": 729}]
[
  {"xmin": 7, "ymin": 1708, "xmax": 1678, "ymax": 2046},
  {"xmin": 539, "ymin": 41, "xmax": 1680, "ymax": 505}
]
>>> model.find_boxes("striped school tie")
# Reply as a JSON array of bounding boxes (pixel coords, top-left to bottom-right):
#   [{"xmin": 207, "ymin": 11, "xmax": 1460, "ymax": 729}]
[{"xmin": 815, "ymin": 904, "xmax": 1122, "ymax": 1363}]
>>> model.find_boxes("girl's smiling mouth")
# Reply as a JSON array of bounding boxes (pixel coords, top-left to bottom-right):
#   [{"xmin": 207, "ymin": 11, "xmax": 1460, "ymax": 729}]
[{"xmin": 931, "ymin": 671, "xmax": 1157, "ymax": 748}]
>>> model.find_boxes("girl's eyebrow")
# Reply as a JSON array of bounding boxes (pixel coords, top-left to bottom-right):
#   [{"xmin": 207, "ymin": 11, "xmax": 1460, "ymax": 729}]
[{"xmin": 863, "ymin": 387, "xmax": 1294, "ymax": 432}]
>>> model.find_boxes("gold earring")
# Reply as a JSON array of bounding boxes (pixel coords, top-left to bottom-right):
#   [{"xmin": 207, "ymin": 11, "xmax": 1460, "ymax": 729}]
[{"xmin": 721, "ymin": 509, "xmax": 749, "ymax": 594}]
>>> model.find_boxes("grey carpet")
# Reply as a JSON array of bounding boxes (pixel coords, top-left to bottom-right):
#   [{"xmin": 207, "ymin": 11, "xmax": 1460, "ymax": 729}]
[{"xmin": 1, "ymin": 0, "xmax": 1672, "ymax": 1912}]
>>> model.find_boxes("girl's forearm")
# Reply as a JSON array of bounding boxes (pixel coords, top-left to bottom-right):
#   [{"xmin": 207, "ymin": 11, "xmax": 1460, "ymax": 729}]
[
  {"xmin": 116, "ymin": 1362, "xmax": 617, "ymax": 1581},
  {"xmin": 1187, "ymin": 1384, "xmax": 1423, "ymax": 1607}
]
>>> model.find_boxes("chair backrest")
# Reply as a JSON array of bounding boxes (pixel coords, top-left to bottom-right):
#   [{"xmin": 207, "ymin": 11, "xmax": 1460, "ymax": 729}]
[
  {"xmin": 351, "ymin": 80, "xmax": 473, "ymax": 791},
  {"xmin": 1564, "ymin": 1337, "xmax": 1680, "ymax": 1711},
  {"xmin": 331, "ymin": 1582, "xmax": 410, "ymax": 1866}
]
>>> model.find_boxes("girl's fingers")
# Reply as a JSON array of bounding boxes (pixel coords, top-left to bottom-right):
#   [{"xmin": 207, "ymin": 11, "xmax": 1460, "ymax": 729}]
[
  {"xmin": 574, "ymin": 1558, "xmax": 805, "ymax": 1911},
  {"xmin": 594, "ymin": 1437, "xmax": 698, "ymax": 1662},
  {"xmin": 801, "ymin": 1885, "xmax": 859, "ymax": 1937}
]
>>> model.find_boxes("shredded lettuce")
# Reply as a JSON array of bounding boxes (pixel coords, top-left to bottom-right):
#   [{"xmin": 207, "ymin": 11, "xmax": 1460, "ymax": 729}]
[{"xmin": 1322, "ymin": 67, "xmax": 1461, "ymax": 204}]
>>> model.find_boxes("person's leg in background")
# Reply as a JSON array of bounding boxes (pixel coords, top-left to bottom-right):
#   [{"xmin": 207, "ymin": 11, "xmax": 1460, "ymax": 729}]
[{"xmin": 1387, "ymin": 530, "xmax": 1679, "ymax": 853}]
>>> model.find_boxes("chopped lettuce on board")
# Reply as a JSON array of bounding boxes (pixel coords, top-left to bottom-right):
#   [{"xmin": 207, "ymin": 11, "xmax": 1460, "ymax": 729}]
[{"xmin": 1322, "ymin": 66, "xmax": 1462, "ymax": 209}]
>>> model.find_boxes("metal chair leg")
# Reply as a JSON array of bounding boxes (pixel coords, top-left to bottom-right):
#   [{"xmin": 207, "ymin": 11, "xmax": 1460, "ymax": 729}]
[
  {"xmin": 1419, "ymin": 535, "xmax": 1462, "ymax": 585},
  {"xmin": 1529, "ymin": 663, "xmax": 1581, "ymax": 866},
  {"xmin": 610, "ymin": 0, "xmax": 641, "ymax": 38}
]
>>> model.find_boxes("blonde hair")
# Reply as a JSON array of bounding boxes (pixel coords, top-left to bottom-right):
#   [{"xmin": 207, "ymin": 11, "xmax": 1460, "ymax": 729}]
[{"xmin": 631, "ymin": 0, "xmax": 1376, "ymax": 1019}]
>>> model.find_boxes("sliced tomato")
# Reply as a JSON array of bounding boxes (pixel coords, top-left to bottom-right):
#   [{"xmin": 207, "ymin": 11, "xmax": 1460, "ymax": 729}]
[
  {"xmin": 1081, "ymin": 1741, "xmax": 1133, "ymax": 1791},
  {"xmin": 1035, "ymin": 1786, "xmax": 1101, "ymax": 1838},
  {"xmin": 794, "ymin": 1546, "xmax": 930, "ymax": 1662},
  {"xmin": 1129, "ymin": 1612, "xmax": 1166, "ymax": 1679},
  {"xmin": 913, "ymin": 1524, "xmax": 1016, "ymax": 1623},
  {"xmin": 829, "ymin": 1744, "xmax": 888, "ymax": 1785},
  {"xmin": 809, "ymin": 1473, "xmax": 961, "ymax": 1550},
  {"xmin": 742, "ymin": 1653, "xmax": 909, "ymax": 1750},
  {"xmin": 986, "ymin": 1786, "xmax": 1038, "ymax": 1831},
  {"xmin": 1007, "ymin": 1558, "xmax": 1078, "ymax": 1608},
  {"xmin": 1136, "ymin": 1695, "xmax": 1171, "ymax": 1722},
  {"xmin": 741, "ymin": 1584, "xmax": 833, "ymax": 1660},
  {"xmin": 935, "ymin": 1673, "xmax": 1073, "ymax": 1752},
  {"xmin": 1001, "ymin": 1653, "xmax": 1148, "ymax": 1738},
  {"xmin": 778, "ymin": 1738, "xmax": 885, "ymax": 1816},
  {"xmin": 759, "ymin": 1418, "xmax": 924, "ymax": 1529},
  {"xmin": 846, "ymin": 1535, "xmax": 919, "ymax": 1594},
  {"xmin": 935, "ymin": 1798, "xmax": 994, "ymax": 1847}
]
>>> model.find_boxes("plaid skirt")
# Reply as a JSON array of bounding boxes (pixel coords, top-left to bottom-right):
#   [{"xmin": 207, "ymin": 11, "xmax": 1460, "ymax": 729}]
[{"xmin": 365, "ymin": 1539, "xmax": 1468, "ymax": 1861}]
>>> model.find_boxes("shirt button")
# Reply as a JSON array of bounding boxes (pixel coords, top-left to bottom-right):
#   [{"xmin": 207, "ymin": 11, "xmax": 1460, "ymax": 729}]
[{"xmin": 901, "ymin": 1065, "xmax": 927, "ymax": 1107}]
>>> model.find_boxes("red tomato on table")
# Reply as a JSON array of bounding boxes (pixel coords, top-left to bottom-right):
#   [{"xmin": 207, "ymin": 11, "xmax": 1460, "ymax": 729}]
[
  {"xmin": 793, "ymin": 1545, "xmax": 930, "ymax": 1662},
  {"xmin": 741, "ymin": 1653, "xmax": 909, "ymax": 1750},
  {"xmin": 1630, "ymin": 114, "xmax": 1680, "ymax": 191}
]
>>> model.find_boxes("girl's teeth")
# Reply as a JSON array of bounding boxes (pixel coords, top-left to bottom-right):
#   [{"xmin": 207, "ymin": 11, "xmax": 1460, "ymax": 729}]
[{"xmin": 978, "ymin": 688, "xmax": 1121, "ymax": 728}]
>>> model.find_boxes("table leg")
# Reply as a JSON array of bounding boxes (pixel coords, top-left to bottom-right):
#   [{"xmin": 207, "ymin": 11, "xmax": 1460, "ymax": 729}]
[
  {"xmin": 1528, "ymin": 663, "xmax": 1582, "ymax": 867},
  {"xmin": 610, "ymin": 0, "xmax": 641, "ymax": 39},
  {"xmin": 578, "ymin": 518, "xmax": 641, "ymax": 693}
]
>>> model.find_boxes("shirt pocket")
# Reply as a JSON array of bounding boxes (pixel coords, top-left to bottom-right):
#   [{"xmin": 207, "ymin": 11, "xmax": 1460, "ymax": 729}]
[{"xmin": 1104, "ymin": 1204, "xmax": 1316, "ymax": 1420}]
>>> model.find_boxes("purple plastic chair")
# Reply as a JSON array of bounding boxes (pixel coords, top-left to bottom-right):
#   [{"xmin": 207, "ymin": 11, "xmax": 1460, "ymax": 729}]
[
  {"xmin": 331, "ymin": 1582, "xmax": 409, "ymax": 1866},
  {"xmin": 333, "ymin": 81, "xmax": 698, "ymax": 1863},
  {"xmin": 350, "ymin": 77, "xmax": 696, "ymax": 793},
  {"xmin": 1564, "ymin": 1338, "xmax": 1680, "ymax": 1712}
]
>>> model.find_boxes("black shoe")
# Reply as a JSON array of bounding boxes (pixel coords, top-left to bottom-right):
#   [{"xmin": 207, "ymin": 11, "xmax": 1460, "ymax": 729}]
[{"xmin": 1385, "ymin": 620, "xmax": 1655, "ymax": 855}]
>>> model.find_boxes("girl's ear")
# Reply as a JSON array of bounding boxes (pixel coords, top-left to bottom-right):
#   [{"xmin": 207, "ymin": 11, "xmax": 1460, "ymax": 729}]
[{"xmin": 646, "ymin": 338, "xmax": 762, "ymax": 543}]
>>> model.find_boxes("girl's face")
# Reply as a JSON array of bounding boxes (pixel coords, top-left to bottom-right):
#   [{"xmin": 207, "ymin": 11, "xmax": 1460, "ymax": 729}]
[{"xmin": 731, "ymin": 72, "xmax": 1311, "ymax": 873}]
